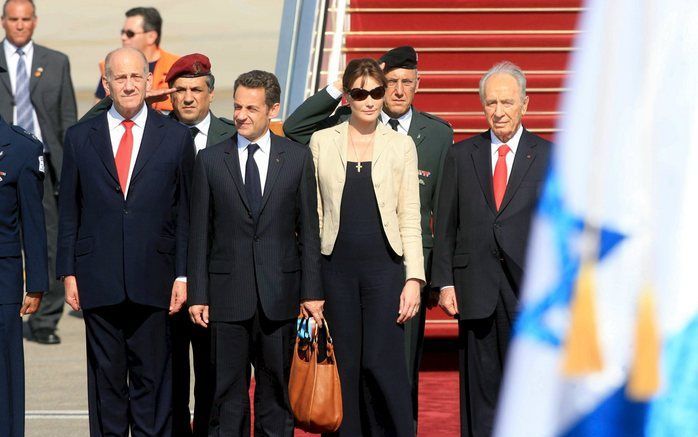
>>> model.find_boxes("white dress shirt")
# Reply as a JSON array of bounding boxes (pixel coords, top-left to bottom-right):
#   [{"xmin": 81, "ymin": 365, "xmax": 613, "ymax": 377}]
[
  {"xmin": 3, "ymin": 39, "xmax": 42, "ymax": 142},
  {"xmin": 490, "ymin": 124, "xmax": 524, "ymax": 182},
  {"xmin": 380, "ymin": 109, "xmax": 412, "ymax": 135},
  {"xmin": 190, "ymin": 112, "xmax": 210, "ymax": 154},
  {"xmin": 237, "ymin": 130, "xmax": 271, "ymax": 193},
  {"xmin": 107, "ymin": 103, "xmax": 148, "ymax": 197}
]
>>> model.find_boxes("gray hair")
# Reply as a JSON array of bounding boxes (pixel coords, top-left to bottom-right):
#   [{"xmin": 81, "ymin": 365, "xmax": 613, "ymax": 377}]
[
  {"xmin": 104, "ymin": 47, "xmax": 149, "ymax": 80},
  {"xmin": 478, "ymin": 61, "xmax": 527, "ymax": 103}
]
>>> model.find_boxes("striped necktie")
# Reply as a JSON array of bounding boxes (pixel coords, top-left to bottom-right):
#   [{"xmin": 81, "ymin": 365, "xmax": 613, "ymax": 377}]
[{"xmin": 15, "ymin": 48, "xmax": 35, "ymax": 135}]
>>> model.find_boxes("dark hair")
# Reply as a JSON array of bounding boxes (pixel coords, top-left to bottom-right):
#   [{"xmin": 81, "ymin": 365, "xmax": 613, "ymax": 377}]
[
  {"xmin": 342, "ymin": 58, "xmax": 387, "ymax": 92},
  {"xmin": 234, "ymin": 70, "xmax": 281, "ymax": 108},
  {"xmin": 168, "ymin": 73, "xmax": 215, "ymax": 92},
  {"xmin": 2, "ymin": 0, "xmax": 35, "ymax": 18},
  {"xmin": 126, "ymin": 7, "xmax": 162, "ymax": 46}
]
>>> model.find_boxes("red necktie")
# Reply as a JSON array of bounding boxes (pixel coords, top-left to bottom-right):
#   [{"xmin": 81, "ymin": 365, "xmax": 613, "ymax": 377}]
[
  {"xmin": 493, "ymin": 144, "xmax": 511, "ymax": 211},
  {"xmin": 115, "ymin": 120, "xmax": 135, "ymax": 194}
]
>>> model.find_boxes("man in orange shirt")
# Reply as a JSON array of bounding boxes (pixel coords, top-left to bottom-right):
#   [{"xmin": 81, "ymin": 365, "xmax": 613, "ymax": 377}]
[{"xmin": 95, "ymin": 7, "xmax": 178, "ymax": 112}]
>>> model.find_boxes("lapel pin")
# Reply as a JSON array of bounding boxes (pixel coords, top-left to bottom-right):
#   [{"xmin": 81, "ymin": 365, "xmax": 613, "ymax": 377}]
[
  {"xmin": 0, "ymin": 171, "xmax": 6, "ymax": 181},
  {"xmin": 0, "ymin": 151, "xmax": 4, "ymax": 160},
  {"xmin": 34, "ymin": 67, "xmax": 44, "ymax": 78},
  {"xmin": 526, "ymin": 154, "xmax": 532, "ymax": 159},
  {"xmin": 276, "ymin": 158, "xmax": 280, "ymax": 163}
]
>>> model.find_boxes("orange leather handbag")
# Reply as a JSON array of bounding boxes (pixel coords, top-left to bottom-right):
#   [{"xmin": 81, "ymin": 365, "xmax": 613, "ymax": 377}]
[{"xmin": 288, "ymin": 317, "xmax": 343, "ymax": 433}]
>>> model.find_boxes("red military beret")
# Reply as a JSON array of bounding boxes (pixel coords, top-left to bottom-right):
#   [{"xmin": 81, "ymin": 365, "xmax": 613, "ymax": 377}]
[{"xmin": 165, "ymin": 53, "xmax": 212, "ymax": 84}]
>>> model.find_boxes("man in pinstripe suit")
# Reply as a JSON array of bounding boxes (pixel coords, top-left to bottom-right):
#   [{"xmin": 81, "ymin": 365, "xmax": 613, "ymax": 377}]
[{"xmin": 187, "ymin": 70, "xmax": 324, "ymax": 436}]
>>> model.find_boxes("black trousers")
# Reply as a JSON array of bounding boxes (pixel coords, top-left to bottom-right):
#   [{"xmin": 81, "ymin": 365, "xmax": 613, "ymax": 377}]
[
  {"xmin": 322, "ymin": 246, "xmax": 414, "ymax": 437},
  {"xmin": 0, "ymin": 304, "xmax": 23, "ymax": 437},
  {"xmin": 28, "ymin": 165, "xmax": 64, "ymax": 332},
  {"xmin": 84, "ymin": 301, "xmax": 172, "ymax": 437},
  {"xmin": 171, "ymin": 310, "xmax": 214, "ymax": 437},
  {"xmin": 209, "ymin": 308, "xmax": 295, "ymax": 437},
  {"xmin": 458, "ymin": 282, "xmax": 518, "ymax": 437}
]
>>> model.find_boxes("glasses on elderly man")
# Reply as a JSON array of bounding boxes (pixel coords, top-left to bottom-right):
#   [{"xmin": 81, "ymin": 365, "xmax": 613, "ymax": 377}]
[
  {"xmin": 120, "ymin": 29, "xmax": 146, "ymax": 39},
  {"xmin": 348, "ymin": 86, "xmax": 386, "ymax": 101}
]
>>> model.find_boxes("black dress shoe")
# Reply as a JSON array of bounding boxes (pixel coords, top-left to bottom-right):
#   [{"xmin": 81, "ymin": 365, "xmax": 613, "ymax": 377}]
[{"xmin": 32, "ymin": 329, "xmax": 61, "ymax": 345}]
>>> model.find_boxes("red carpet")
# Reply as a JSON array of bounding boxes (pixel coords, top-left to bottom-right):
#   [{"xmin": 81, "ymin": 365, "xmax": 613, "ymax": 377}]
[{"xmin": 249, "ymin": 340, "xmax": 461, "ymax": 436}]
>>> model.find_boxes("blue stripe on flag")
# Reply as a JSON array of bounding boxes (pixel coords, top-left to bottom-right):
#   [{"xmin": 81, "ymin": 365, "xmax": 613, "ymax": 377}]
[{"xmin": 561, "ymin": 386, "xmax": 649, "ymax": 437}]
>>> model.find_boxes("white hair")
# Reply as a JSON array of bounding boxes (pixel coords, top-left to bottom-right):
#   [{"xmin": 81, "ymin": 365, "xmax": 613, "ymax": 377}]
[{"xmin": 478, "ymin": 61, "xmax": 527, "ymax": 103}]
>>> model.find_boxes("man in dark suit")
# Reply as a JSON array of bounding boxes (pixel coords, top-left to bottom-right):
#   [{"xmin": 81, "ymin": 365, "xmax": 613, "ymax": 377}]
[
  {"xmin": 282, "ymin": 45, "xmax": 453, "ymax": 426},
  {"xmin": 0, "ymin": 110, "xmax": 47, "ymax": 437},
  {"xmin": 57, "ymin": 47, "xmax": 194, "ymax": 436},
  {"xmin": 1, "ymin": 0, "xmax": 77, "ymax": 345},
  {"xmin": 188, "ymin": 70, "xmax": 323, "ymax": 436},
  {"xmin": 432, "ymin": 61, "xmax": 552, "ymax": 436}
]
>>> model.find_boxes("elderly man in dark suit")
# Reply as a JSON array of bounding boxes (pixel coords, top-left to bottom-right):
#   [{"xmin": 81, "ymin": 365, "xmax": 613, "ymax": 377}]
[
  {"xmin": 432, "ymin": 61, "xmax": 552, "ymax": 437},
  {"xmin": 283, "ymin": 46, "xmax": 453, "ymax": 427},
  {"xmin": 0, "ymin": 108, "xmax": 48, "ymax": 437},
  {"xmin": 57, "ymin": 47, "xmax": 194, "ymax": 436},
  {"xmin": 0, "ymin": 0, "xmax": 76, "ymax": 345},
  {"xmin": 188, "ymin": 70, "xmax": 323, "ymax": 436}
]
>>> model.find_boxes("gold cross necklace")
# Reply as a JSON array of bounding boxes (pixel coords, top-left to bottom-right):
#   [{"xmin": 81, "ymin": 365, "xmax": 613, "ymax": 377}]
[{"xmin": 348, "ymin": 130, "xmax": 374, "ymax": 173}]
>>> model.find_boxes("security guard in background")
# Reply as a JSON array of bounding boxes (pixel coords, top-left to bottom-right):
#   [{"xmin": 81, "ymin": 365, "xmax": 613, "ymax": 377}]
[
  {"xmin": 283, "ymin": 46, "xmax": 453, "ymax": 428},
  {"xmin": 0, "ymin": 106, "xmax": 48, "ymax": 437}
]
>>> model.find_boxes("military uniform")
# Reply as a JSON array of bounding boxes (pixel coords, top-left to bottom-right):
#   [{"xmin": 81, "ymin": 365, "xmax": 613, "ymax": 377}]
[
  {"xmin": 283, "ymin": 70, "xmax": 453, "ymax": 425},
  {"xmin": 0, "ymin": 116, "xmax": 48, "ymax": 437}
]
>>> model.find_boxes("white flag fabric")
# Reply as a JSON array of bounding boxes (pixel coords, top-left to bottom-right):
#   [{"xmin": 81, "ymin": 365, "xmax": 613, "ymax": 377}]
[{"xmin": 494, "ymin": 0, "xmax": 698, "ymax": 436}]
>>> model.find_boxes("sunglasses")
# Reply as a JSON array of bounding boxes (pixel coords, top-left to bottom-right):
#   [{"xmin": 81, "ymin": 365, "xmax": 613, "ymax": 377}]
[
  {"xmin": 120, "ymin": 29, "xmax": 146, "ymax": 39},
  {"xmin": 348, "ymin": 86, "xmax": 386, "ymax": 101}
]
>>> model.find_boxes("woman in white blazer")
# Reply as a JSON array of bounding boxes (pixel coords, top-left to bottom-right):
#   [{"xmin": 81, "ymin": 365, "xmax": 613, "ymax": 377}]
[{"xmin": 309, "ymin": 58, "xmax": 424, "ymax": 437}]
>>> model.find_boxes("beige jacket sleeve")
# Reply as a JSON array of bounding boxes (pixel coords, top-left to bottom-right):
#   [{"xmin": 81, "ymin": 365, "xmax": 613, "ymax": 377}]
[
  {"xmin": 397, "ymin": 136, "xmax": 425, "ymax": 284},
  {"xmin": 308, "ymin": 132, "xmax": 323, "ymax": 236}
]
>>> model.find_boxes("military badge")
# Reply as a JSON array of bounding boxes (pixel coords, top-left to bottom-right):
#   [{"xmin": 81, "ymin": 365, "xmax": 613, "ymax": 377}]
[
  {"xmin": 38, "ymin": 156, "xmax": 45, "ymax": 173},
  {"xmin": 418, "ymin": 170, "xmax": 431, "ymax": 178}
]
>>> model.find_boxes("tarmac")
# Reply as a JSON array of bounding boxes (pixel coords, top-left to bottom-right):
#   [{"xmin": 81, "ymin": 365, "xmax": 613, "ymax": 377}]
[{"xmin": 23, "ymin": 307, "xmax": 180, "ymax": 436}]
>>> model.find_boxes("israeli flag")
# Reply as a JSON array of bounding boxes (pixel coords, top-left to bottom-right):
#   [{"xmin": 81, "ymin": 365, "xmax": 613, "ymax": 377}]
[{"xmin": 494, "ymin": 0, "xmax": 698, "ymax": 436}]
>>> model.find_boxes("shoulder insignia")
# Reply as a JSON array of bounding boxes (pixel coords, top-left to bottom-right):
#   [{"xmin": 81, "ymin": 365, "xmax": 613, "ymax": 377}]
[
  {"xmin": 10, "ymin": 124, "xmax": 41, "ymax": 142},
  {"xmin": 420, "ymin": 111, "xmax": 452, "ymax": 128}
]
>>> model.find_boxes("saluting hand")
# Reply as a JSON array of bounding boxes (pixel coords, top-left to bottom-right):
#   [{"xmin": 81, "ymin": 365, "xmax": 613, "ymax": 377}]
[
  {"xmin": 145, "ymin": 87, "xmax": 177, "ymax": 105},
  {"xmin": 64, "ymin": 275, "xmax": 81, "ymax": 311},
  {"xmin": 20, "ymin": 292, "xmax": 42, "ymax": 316}
]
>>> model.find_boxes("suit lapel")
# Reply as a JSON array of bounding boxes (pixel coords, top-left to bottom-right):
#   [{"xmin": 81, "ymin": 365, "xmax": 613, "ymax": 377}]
[
  {"xmin": 334, "ymin": 122, "xmax": 348, "ymax": 171},
  {"xmin": 471, "ymin": 131, "xmax": 497, "ymax": 213},
  {"xmin": 372, "ymin": 121, "xmax": 390, "ymax": 166},
  {"xmin": 0, "ymin": 45, "xmax": 12, "ymax": 96},
  {"xmin": 258, "ymin": 133, "xmax": 285, "ymax": 216},
  {"xmin": 498, "ymin": 129, "xmax": 538, "ymax": 214},
  {"xmin": 223, "ymin": 135, "xmax": 251, "ymax": 213},
  {"xmin": 407, "ymin": 109, "xmax": 427, "ymax": 148},
  {"xmin": 88, "ymin": 113, "xmax": 120, "ymax": 185},
  {"xmin": 129, "ymin": 109, "xmax": 166, "ymax": 185},
  {"xmin": 29, "ymin": 45, "xmax": 46, "ymax": 95}
]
